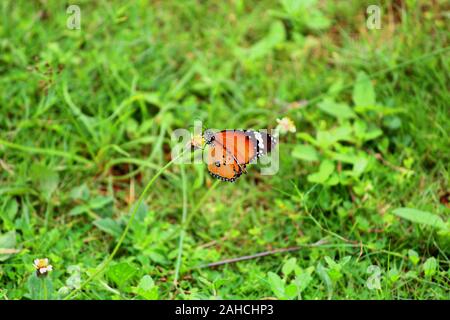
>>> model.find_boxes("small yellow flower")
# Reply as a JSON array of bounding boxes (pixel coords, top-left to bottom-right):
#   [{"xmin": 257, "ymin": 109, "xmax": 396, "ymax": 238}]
[
  {"xmin": 276, "ymin": 117, "xmax": 296, "ymax": 135},
  {"xmin": 33, "ymin": 258, "xmax": 53, "ymax": 276},
  {"xmin": 190, "ymin": 134, "xmax": 205, "ymax": 150}
]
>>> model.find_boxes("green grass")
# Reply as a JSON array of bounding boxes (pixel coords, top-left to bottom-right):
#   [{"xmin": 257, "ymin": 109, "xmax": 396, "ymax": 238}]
[{"xmin": 0, "ymin": 0, "xmax": 449, "ymax": 300}]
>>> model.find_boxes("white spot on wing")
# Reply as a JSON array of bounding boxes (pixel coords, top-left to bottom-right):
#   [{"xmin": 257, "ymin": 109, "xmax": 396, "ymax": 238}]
[{"xmin": 253, "ymin": 131, "xmax": 264, "ymax": 154}]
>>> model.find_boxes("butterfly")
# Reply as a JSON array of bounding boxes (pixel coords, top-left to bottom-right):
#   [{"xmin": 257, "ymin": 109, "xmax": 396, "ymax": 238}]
[{"xmin": 203, "ymin": 129, "xmax": 277, "ymax": 182}]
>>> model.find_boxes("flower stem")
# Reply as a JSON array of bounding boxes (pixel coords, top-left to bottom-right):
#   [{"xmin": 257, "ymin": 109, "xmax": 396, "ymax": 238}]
[{"xmin": 64, "ymin": 151, "xmax": 185, "ymax": 299}]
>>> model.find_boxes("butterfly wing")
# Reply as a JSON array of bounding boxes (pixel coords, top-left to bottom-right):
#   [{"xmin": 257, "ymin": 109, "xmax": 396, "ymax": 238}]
[
  {"xmin": 206, "ymin": 143, "xmax": 244, "ymax": 182},
  {"xmin": 205, "ymin": 129, "xmax": 277, "ymax": 182},
  {"xmin": 213, "ymin": 130, "xmax": 277, "ymax": 164}
]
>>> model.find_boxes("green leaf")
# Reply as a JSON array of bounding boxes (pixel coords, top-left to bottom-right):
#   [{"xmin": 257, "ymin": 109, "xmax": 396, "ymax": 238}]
[
  {"xmin": 88, "ymin": 196, "xmax": 114, "ymax": 210},
  {"xmin": 30, "ymin": 164, "xmax": 59, "ymax": 201},
  {"xmin": 134, "ymin": 275, "xmax": 159, "ymax": 300},
  {"xmin": 68, "ymin": 204, "xmax": 89, "ymax": 216},
  {"xmin": 317, "ymin": 98, "xmax": 355, "ymax": 119},
  {"xmin": 284, "ymin": 283, "xmax": 298, "ymax": 300},
  {"xmin": 363, "ymin": 128, "xmax": 383, "ymax": 141},
  {"xmin": 107, "ymin": 262, "xmax": 138, "ymax": 288},
  {"xmin": 292, "ymin": 144, "xmax": 319, "ymax": 161},
  {"xmin": 316, "ymin": 263, "xmax": 333, "ymax": 300},
  {"xmin": 246, "ymin": 21, "xmax": 286, "ymax": 60},
  {"xmin": 408, "ymin": 249, "xmax": 420, "ymax": 265},
  {"xmin": 306, "ymin": 10, "xmax": 331, "ymax": 30},
  {"xmin": 282, "ymin": 258, "xmax": 297, "ymax": 277},
  {"xmin": 352, "ymin": 71, "xmax": 376, "ymax": 107},
  {"xmin": 280, "ymin": 0, "xmax": 309, "ymax": 15},
  {"xmin": 387, "ymin": 268, "xmax": 400, "ymax": 283},
  {"xmin": 69, "ymin": 184, "xmax": 90, "ymax": 200},
  {"xmin": 27, "ymin": 273, "xmax": 54, "ymax": 300},
  {"xmin": 0, "ymin": 231, "xmax": 17, "ymax": 261},
  {"xmin": 392, "ymin": 208, "xmax": 447, "ymax": 230},
  {"xmin": 267, "ymin": 272, "xmax": 285, "ymax": 299},
  {"xmin": 423, "ymin": 257, "xmax": 438, "ymax": 278},
  {"xmin": 148, "ymin": 249, "xmax": 168, "ymax": 265},
  {"xmin": 324, "ymin": 256, "xmax": 338, "ymax": 268},
  {"xmin": 93, "ymin": 218, "xmax": 123, "ymax": 238},
  {"xmin": 352, "ymin": 156, "xmax": 369, "ymax": 176},
  {"xmin": 294, "ymin": 272, "xmax": 313, "ymax": 295},
  {"xmin": 5, "ymin": 198, "xmax": 19, "ymax": 220},
  {"xmin": 383, "ymin": 116, "xmax": 402, "ymax": 130},
  {"xmin": 307, "ymin": 160, "xmax": 335, "ymax": 184}
]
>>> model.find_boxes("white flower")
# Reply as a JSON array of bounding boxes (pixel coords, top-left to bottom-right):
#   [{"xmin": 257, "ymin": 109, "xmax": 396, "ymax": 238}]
[
  {"xmin": 190, "ymin": 134, "xmax": 205, "ymax": 150},
  {"xmin": 33, "ymin": 258, "xmax": 53, "ymax": 276},
  {"xmin": 276, "ymin": 117, "xmax": 296, "ymax": 135}
]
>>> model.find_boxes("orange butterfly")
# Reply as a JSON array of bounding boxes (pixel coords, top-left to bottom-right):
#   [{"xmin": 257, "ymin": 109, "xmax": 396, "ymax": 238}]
[{"xmin": 203, "ymin": 129, "xmax": 277, "ymax": 182}]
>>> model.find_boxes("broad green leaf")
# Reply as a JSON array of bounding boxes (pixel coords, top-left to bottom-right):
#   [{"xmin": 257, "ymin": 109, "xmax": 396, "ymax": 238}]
[
  {"xmin": 294, "ymin": 272, "xmax": 313, "ymax": 294},
  {"xmin": 292, "ymin": 144, "xmax": 319, "ymax": 161},
  {"xmin": 130, "ymin": 201, "xmax": 149, "ymax": 222},
  {"xmin": 30, "ymin": 164, "xmax": 59, "ymax": 201},
  {"xmin": 5, "ymin": 198, "xmax": 19, "ymax": 220},
  {"xmin": 423, "ymin": 257, "xmax": 438, "ymax": 278},
  {"xmin": 247, "ymin": 21, "xmax": 286, "ymax": 60},
  {"xmin": 68, "ymin": 204, "xmax": 89, "ymax": 216},
  {"xmin": 387, "ymin": 268, "xmax": 400, "ymax": 283},
  {"xmin": 284, "ymin": 283, "xmax": 298, "ymax": 300},
  {"xmin": 135, "ymin": 275, "xmax": 159, "ymax": 300},
  {"xmin": 280, "ymin": 0, "xmax": 310, "ymax": 15},
  {"xmin": 306, "ymin": 10, "xmax": 331, "ymax": 30},
  {"xmin": 363, "ymin": 128, "xmax": 383, "ymax": 141},
  {"xmin": 307, "ymin": 160, "xmax": 335, "ymax": 184},
  {"xmin": 316, "ymin": 131, "xmax": 335, "ymax": 149},
  {"xmin": 107, "ymin": 262, "xmax": 138, "ymax": 287},
  {"xmin": 392, "ymin": 208, "xmax": 446, "ymax": 230},
  {"xmin": 69, "ymin": 196, "xmax": 113, "ymax": 216},
  {"xmin": 88, "ymin": 196, "xmax": 113, "ymax": 210},
  {"xmin": 0, "ymin": 231, "xmax": 17, "ymax": 261},
  {"xmin": 27, "ymin": 273, "xmax": 54, "ymax": 300},
  {"xmin": 352, "ymin": 71, "xmax": 376, "ymax": 107},
  {"xmin": 408, "ymin": 249, "xmax": 420, "ymax": 265},
  {"xmin": 324, "ymin": 256, "xmax": 338, "ymax": 268},
  {"xmin": 267, "ymin": 272, "xmax": 285, "ymax": 299},
  {"xmin": 316, "ymin": 263, "xmax": 333, "ymax": 300},
  {"xmin": 69, "ymin": 184, "xmax": 90, "ymax": 200},
  {"xmin": 93, "ymin": 218, "xmax": 122, "ymax": 238},
  {"xmin": 383, "ymin": 116, "xmax": 402, "ymax": 130},
  {"xmin": 317, "ymin": 99, "xmax": 355, "ymax": 119},
  {"xmin": 147, "ymin": 250, "xmax": 168, "ymax": 265},
  {"xmin": 331, "ymin": 125, "xmax": 353, "ymax": 142},
  {"xmin": 352, "ymin": 156, "xmax": 369, "ymax": 176},
  {"xmin": 282, "ymin": 258, "xmax": 297, "ymax": 277}
]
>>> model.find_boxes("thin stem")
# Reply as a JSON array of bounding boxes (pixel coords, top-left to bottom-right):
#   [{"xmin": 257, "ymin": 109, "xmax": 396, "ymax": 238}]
[
  {"xmin": 182, "ymin": 180, "xmax": 221, "ymax": 230},
  {"xmin": 173, "ymin": 164, "xmax": 188, "ymax": 285},
  {"xmin": 195, "ymin": 239, "xmax": 332, "ymax": 269},
  {"xmin": 64, "ymin": 151, "xmax": 185, "ymax": 299}
]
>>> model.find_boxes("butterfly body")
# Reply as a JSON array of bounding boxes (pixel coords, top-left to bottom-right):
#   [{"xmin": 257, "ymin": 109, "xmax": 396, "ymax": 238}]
[{"xmin": 204, "ymin": 129, "xmax": 277, "ymax": 182}]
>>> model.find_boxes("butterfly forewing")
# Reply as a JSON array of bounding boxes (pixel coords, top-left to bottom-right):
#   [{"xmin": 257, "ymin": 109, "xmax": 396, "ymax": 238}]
[{"xmin": 213, "ymin": 130, "xmax": 256, "ymax": 164}]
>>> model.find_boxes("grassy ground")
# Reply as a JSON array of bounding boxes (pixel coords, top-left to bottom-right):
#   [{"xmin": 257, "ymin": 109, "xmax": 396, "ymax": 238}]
[{"xmin": 0, "ymin": 0, "xmax": 449, "ymax": 300}]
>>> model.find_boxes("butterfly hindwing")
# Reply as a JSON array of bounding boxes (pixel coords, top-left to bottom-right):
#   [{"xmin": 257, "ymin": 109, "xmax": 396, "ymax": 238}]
[{"xmin": 206, "ymin": 142, "xmax": 243, "ymax": 182}]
